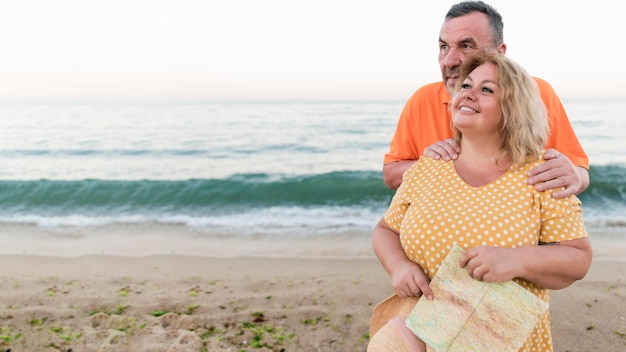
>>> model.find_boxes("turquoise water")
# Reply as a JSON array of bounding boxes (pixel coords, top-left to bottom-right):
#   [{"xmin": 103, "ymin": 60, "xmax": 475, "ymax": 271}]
[{"xmin": 0, "ymin": 98, "xmax": 624, "ymax": 237}]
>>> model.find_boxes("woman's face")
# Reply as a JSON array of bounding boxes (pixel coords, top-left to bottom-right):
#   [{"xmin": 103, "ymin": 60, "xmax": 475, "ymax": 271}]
[{"xmin": 451, "ymin": 62, "xmax": 502, "ymax": 136}]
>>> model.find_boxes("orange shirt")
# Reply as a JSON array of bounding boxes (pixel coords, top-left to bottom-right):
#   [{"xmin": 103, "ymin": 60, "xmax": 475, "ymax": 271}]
[{"xmin": 384, "ymin": 78, "xmax": 589, "ymax": 169}]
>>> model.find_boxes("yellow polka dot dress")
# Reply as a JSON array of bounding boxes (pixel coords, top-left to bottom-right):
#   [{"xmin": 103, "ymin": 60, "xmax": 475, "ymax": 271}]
[{"xmin": 384, "ymin": 156, "xmax": 588, "ymax": 352}]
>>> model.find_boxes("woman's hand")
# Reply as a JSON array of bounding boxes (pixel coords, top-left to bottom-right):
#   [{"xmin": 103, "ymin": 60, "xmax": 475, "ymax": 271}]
[
  {"xmin": 459, "ymin": 246, "xmax": 518, "ymax": 282},
  {"xmin": 390, "ymin": 260, "xmax": 433, "ymax": 300},
  {"xmin": 459, "ymin": 239, "xmax": 592, "ymax": 289},
  {"xmin": 372, "ymin": 218, "xmax": 435, "ymax": 300}
]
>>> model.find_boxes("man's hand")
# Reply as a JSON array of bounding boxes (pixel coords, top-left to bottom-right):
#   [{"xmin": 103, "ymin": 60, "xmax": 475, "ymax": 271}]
[
  {"xmin": 423, "ymin": 138, "xmax": 460, "ymax": 161},
  {"xmin": 383, "ymin": 139, "xmax": 460, "ymax": 190},
  {"xmin": 526, "ymin": 149, "xmax": 590, "ymax": 198}
]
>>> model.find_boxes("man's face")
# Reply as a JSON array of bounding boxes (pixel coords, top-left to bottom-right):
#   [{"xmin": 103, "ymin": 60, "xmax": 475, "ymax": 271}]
[{"xmin": 438, "ymin": 12, "xmax": 498, "ymax": 94}]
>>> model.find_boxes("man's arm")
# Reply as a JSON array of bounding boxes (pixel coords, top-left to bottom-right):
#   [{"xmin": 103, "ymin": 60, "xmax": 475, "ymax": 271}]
[
  {"xmin": 532, "ymin": 78, "xmax": 589, "ymax": 197},
  {"xmin": 383, "ymin": 160, "xmax": 416, "ymax": 190}
]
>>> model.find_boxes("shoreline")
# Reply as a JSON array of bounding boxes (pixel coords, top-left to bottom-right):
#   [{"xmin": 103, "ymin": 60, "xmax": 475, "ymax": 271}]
[{"xmin": 0, "ymin": 223, "xmax": 624, "ymax": 261}]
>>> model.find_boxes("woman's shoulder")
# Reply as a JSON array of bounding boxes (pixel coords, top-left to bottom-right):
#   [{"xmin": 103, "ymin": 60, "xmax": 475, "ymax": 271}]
[
  {"xmin": 516, "ymin": 151, "xmax": 548, "ymax": 173},
  {"xmin": 415, "ymin": 155, "xmax": 451, "ymax": 169},
  {"xmin": 404, "ymin": 156, "xmax": 453, "ymax": 179}
]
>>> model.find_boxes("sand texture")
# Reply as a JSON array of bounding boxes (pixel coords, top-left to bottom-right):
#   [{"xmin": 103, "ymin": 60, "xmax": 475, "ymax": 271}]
[{"xmin": 0, "ymin": 253, "xmax": 624, "ymax": 351}]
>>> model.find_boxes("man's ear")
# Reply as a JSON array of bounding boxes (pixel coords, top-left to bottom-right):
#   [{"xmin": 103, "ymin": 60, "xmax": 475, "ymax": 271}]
[{"xmin": 497, "ymin": 43, "xmax": 507, "ymax": 55}]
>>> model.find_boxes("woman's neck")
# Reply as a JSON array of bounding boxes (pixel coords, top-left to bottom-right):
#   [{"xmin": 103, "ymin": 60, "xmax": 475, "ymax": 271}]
[{"xmin": 454, "ymin": 139, "xmax": 512, "ymax": 187}]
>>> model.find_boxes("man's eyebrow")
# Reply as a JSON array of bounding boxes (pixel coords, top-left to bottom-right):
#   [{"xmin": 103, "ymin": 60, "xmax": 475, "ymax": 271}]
[
  {"xmin": 439, "ymin": 37, "xmax": 480, "ymax": 47},
  {"xmin": 458, "ymin": 37, "xmax": 479, "ymax": 47}
]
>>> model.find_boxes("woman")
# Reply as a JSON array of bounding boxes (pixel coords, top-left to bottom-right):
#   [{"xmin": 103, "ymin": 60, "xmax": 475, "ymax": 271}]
[{"xmin": 368, "ymin": 51, "xmax": 592, "ymax": 352}]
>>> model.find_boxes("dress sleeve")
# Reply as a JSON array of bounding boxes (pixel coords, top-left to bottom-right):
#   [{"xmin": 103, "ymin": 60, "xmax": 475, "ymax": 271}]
[
  {"xmin": 383, "ymin": 181, "xmax": 410, "ymax": 233},
  {"xmin": 383, "ymin": 162, "xmax": 422, "ymax": 232},
  {"xmin": 538, "ymin": 192, "xmax": 588, "ymax": 243}
]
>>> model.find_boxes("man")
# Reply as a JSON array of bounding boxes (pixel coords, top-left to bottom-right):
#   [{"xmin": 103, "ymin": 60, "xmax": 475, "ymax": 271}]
[{"xmin": 383, "ymin": 1, "xmax": 589, "ymax": 199}]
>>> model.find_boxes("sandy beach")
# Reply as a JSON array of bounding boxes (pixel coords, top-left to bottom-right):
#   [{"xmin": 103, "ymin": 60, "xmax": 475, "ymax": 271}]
[{"xmin": 0, "ymin": 228, "xmax": 624, "ymax": 351}]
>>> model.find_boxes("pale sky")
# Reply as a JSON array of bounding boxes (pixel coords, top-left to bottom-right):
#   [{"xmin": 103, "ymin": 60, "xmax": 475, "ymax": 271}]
[{"xmin": 0, "ymin": 0, "xmax": 621, "ymax": 100}]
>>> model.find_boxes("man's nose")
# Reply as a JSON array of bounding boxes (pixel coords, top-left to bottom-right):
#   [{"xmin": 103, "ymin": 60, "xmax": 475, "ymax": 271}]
[{"xmin": 444, "ymin": 47, "xmax": 463, "ymax": 68}]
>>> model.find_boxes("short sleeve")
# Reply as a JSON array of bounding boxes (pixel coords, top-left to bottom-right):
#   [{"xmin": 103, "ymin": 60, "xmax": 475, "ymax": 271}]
[
  {"xmin": 383, "ymin": 177, "xmax": 411, "ymax": 233},
  {"xmin": 383, "ymin": 162, "xmax": 423, "ymax": 232},
  {"xmin": 538, "ymin": 192, "xmax": 588, "ymax": 243}
]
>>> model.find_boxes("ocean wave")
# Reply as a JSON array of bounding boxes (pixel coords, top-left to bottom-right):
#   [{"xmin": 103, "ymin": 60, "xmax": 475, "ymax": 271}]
[
  {"xmin": 0, "ymin": 171, "xmax": 394, "ymax": 215},
  {"xmin": 578, "ymin": 164, "xmax": 626, "ymax": 207},
  {"xmin": 0, "ymin": 167, "xmax": 622, "ymax": 234},
  {"xmin": 0, "ymin": 165, "xmax": 626, "ymax": 224},
  {"xmin": 0, "ymin": 166, "xmax": 622, "ymax": 211}
]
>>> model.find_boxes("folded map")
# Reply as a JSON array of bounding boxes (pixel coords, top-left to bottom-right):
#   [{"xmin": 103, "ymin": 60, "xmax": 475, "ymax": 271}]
[{"xmin": 405, "ymin": 245, "xmax": 548, "ymax": 352}]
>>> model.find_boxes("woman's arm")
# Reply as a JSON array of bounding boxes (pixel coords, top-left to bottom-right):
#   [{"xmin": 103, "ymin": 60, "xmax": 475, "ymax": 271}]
[
  {"xmin": 372, "ymin": 218, "xmax": 434, "ymax": 299},
  {"xmin": 459, "ymin": 237, "xmax": 592, "ymax": 290}
]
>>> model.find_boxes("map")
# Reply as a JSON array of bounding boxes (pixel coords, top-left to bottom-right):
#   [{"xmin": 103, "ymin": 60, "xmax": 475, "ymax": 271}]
[{"xmin": 405, "ymin": 245, "xmax": 548, "ymax": 352}]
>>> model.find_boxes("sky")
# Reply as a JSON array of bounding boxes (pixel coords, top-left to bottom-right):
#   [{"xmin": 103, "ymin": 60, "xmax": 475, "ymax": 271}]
[{"xmin": 0, "ymin": 0, "xmax": 621, "ymax": 100}]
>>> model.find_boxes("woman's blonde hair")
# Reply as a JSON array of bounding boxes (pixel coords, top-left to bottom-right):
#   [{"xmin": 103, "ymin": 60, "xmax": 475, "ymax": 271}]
[{"xmin": 453, "ymin": 50, "xmax": 549, "ymax": 167}]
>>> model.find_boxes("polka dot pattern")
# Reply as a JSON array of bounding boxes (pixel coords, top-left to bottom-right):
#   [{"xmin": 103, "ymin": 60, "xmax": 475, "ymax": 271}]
[{"xmin": 384, "ymin": 156, "xmax": 588, "ymax": 352}]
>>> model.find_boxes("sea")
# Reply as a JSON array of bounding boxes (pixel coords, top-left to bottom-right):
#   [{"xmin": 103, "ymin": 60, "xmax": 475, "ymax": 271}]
[{"xmin": 0, "ymin": 97, "xmax": 624, "ymax": 254}]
